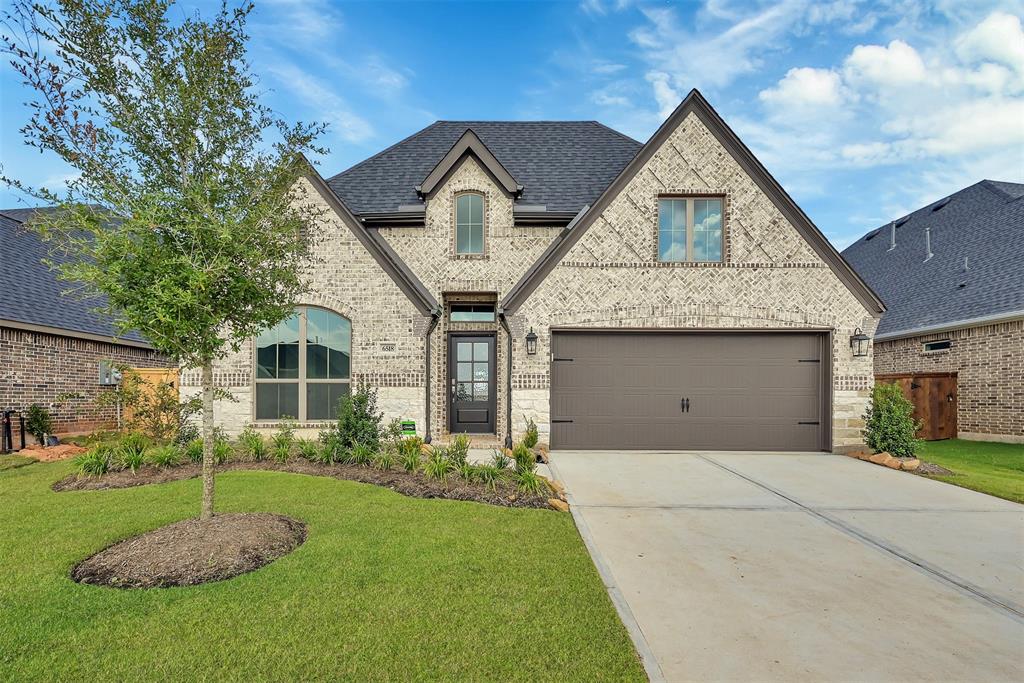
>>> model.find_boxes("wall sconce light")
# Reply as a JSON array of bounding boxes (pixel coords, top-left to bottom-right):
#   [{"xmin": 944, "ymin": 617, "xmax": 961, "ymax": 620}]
[
  {"xmin": 525, "ymin": 328, "xmax": 538, "ymax": 355},
  {"xmin": 850, "ymin": 328, "xmax": 870, "ymax": 357}
]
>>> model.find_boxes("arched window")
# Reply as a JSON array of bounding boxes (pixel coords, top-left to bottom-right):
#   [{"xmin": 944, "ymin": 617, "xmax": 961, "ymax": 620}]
[
  {"xmin": 255, "ymin": 306, "xmax": 351, "ymax": 421},
  {"xmin": 455, "ymin": 193, "xmax": 484, "ymax": 254}
]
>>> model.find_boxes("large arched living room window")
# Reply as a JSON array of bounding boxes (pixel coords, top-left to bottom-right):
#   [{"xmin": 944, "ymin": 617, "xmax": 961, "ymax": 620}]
[{"xmin": 255, "ymin": 306, "xmax": 351, "ymax": 421}]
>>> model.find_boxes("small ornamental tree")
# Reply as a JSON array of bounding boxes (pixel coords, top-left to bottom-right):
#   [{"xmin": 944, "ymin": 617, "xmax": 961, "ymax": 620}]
[
  {"xmin": 863, "ymin": 382, "xmax": 922, "ymax": 458},
  {"xmin": 2, "ymin": 0, "xmax": 326, "ymax": 519}
]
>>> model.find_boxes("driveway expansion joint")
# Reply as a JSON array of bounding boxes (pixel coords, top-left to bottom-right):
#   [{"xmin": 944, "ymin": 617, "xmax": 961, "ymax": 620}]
[{"xmin": 697, "ymin": 453, "xmax": 1024, "ymax": 622}]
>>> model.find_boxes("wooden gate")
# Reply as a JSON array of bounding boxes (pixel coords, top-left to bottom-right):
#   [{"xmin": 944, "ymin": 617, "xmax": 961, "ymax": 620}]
[
  {"xmin": 123, "ymin": 368, "xmax": 179, "ymax": 426},
  {"xmin": 876, "ymin": 372, "xmax": 957, "ymax": 441}
]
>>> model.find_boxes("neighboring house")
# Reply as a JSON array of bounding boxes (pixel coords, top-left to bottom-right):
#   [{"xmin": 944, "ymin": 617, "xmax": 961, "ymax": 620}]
[
  {"xmin": 183, "ymin": 90, "xmax": 884, "ymax": 452},
  {"xmin": 843, "ymin": 180, "xmax": 1024, "ymax": 444},
  {"xmin": 0, "ymin": 207, "xmax": 169, "ymax": 434}
]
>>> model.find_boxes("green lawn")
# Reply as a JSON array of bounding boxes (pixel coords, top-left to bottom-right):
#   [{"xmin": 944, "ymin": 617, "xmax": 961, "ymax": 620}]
[
  {"xmin": 0, "ymin": 455, "xmax": 36, "ymax": 471},
  {"xmin": 917, "ymin": 439, "xmax": 1024, "ymax": 504},
  {"xmin": 0, "ymin": 461, "xmax": 644, "ymax": 682}
]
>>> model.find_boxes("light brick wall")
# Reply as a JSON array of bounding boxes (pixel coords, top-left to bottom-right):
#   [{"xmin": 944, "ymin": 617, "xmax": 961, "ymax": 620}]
[
  {"xmin": 0, "ymin": 325, "xmax": 170, "ymax": 435},
  {"xmin": 874, "ymin": 319, "xmax": 1024, "ymax": 442},
  {"xmin": 181, "ymin": 176, "xmax": 428, "ymax": 437},
  {"xmin": 508, "ymin": 111, "xmax": 877, "ymax": 449}
]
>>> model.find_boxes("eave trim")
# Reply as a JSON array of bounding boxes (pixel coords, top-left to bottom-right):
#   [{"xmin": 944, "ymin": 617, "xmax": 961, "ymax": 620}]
[
  {"xmin": 0, "ymin": 318, "xmax": 155, "ymax": 349},
  {"xmin": 500, "ymin": 89, "xmax": 886, "ymax": 317},
  {"xmin": 300, "ymin": 157, "xmax": 438, "ymax": 316},
  {"xmin": 874, "ymin": 310, "xmax": 1024, "ymax": 342},
  {"xmin": 418, "ymin": 129, "xmax": 522, "ymax": 197}
]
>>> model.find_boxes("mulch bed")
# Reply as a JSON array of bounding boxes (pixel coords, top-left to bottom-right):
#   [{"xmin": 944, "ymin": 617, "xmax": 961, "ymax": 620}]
[
  {"xmin": 71, "ymin": 513, "xmax": 306, "ymax": 589},
  {"xmin": 52, "ymin": 459, "xmax": 553, "ymax": 509},
  {"xmin": 16, "ymin": 443, "xmax": 88, "ymax": 462}
]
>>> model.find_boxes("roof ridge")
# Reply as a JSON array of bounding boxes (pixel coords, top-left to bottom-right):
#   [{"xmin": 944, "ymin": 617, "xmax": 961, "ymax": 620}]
[
  {"xmin": 328, "ymin": 121, "xmax": 444, "ymax": 181},
  {"xmin": 588, "ymin": 120, "xmax": 644, "ymax": 147},
  {"xmin": 979, "ymin": 179, "xmax": 1024, "ymax": 201}
]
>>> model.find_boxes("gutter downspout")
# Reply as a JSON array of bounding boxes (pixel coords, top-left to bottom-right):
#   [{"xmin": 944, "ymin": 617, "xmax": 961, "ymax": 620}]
[
  {"xmin": 498, "ymin": 310, "xmax": 514, "ymax": 450},
  {"xmin": 423, "ymin": 309, "xmax": 441, "ymax": 444}
]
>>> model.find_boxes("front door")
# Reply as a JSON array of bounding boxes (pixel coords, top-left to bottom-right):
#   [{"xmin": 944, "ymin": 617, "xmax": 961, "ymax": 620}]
[{"xmin": 449, "ymin": 335, "xmax": 496, "ymax": 434}]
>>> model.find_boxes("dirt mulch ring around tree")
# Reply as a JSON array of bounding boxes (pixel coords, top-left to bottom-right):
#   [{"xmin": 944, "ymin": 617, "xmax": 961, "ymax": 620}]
[
  {"xmin": 52, "ymin": 459, "xmax": 553, "ymax": 509},
  {"xmin": 71, "ymin": 513, "xmax": 306, "ymax": 589}
]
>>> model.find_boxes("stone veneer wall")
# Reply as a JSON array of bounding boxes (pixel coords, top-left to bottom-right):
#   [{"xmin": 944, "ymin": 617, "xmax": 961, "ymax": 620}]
[
  {"xmin": 0, "ymin": 325, "xmax": 170, "ymax": 435},
  {"xmin": 874, "ymin": 319, "xmax": 1024, "ymax": 443},
  {"xmin": 181, "ymin": 176, "xmax": 428, "ymax": 437},
  {"xmin": 505, "ymin": 111, "xmax": 877, "ymax": 449}
]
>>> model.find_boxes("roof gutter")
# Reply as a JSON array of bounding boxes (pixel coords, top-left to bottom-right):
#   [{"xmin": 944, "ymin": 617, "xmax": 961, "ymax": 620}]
[{"xmin": 874, "ymin": 310, "xmax": 1024, "ymax": 342}]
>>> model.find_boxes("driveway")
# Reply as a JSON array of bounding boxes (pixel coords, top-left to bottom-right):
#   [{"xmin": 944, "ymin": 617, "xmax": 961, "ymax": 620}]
[{"xmin": 549, "ymin": 451, "xmax": 1024, "ymax": 682}]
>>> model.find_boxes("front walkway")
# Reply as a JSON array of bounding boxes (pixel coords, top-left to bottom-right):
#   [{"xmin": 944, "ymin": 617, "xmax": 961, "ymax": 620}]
[{"xmin": 549, "ymin": 450, "xmax": 1024, "ymax": 682}]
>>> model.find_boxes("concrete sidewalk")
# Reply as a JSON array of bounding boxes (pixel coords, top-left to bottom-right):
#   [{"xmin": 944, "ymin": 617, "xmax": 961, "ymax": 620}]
[{"xmin": 550, "ymin": 450, "xmax": 1024, "ymax": 682}]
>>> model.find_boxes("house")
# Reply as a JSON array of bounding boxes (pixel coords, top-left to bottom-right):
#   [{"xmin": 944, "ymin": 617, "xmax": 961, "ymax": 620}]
[
  {"xmin": 0, "ymin": 207, "xmax": 169, "ymax": 435},
  {"xmin": 183, "ymin": 90, "xmax": 884, "ymax": 452},
  {"xmin": 842, "ymin": 181, "xmax": 1024, "ymax": 444}
]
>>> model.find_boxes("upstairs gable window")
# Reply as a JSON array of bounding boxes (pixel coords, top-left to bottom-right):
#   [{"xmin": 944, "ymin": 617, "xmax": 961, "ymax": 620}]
[
  {"xmin": 658, "ymin": 197, "xmax": 723, "ymax": 263},
  {"xmin": 455, "ymin": 193, "xmax": 484, "ymax": 254}
]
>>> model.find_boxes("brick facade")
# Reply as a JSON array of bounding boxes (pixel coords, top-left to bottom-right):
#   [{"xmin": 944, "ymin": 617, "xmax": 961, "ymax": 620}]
[
  {"xmin": 194, "ymin": 111, "xmax": 878, "ymax": 450},
  {"xmin": 0, "ymin": 325, "xmax": 169, "ymax": 436},
  {"xmin": 874, "ymin": 319, "xmax": 1024, "ymax": 443}
]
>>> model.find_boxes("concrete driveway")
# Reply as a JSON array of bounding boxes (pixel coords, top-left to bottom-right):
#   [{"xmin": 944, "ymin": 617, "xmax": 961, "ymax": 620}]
[{"xmin": 549, "ymin": 451, "xmax": 1024, "ymax": 682}]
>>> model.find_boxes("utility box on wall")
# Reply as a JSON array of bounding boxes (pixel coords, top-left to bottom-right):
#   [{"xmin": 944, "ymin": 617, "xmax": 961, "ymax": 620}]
[{"xmin": 98, "ymin": 361, "xmax": 122, "ymax": 386}]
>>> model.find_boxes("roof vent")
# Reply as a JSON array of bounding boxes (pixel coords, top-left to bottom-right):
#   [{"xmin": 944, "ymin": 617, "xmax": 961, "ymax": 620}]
[
  {"xmin": 895, "ymin": 216, "xmax": 910, "ymax": 228},
  {"xmin": 888, "ymin": 221, "xmax": 896, "ymax": 251},
  {"xmin": 931, "ymin": 197, "xmax": 951, "ymax": 212},
  {"xmin": 924, "ymin": 226, "xmax": 933, "ymax": 262},
  {"xmin": 864, "ymin": 228, "xmax": 880, "ymax": 242}
]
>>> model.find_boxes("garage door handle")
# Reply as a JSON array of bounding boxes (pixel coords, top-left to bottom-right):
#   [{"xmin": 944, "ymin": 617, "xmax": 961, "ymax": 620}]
[
  {"xmin": 681, "ymin": 398, "xmax": 690, "ymax": 413},
  {"xmin": 551, "ymin": 419, "xmax": 574, "ymax": 424}
]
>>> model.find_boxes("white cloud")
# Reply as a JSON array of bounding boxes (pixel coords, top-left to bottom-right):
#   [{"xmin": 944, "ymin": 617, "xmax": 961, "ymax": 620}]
[
  {"xmin": 266, "ymin": 64, "xmax": 373, "ymax": 144},
  {"xmin": 955, "ymin": 11, "xmax": 1024, "ymax": 72},
  {"xmin": 759, "ymin": 67, "xmax": 846, "ymax": 109},
  {"xmin": 646, "ymin": 71, "xmax": 684, "ymax": 118},
  {"xmin": 258, "ymin": 0, "xmax": 344, "ymax": 42},
  {"xmin": 843, "ymin": 40, "xmax": 927, "ymax": 88}
]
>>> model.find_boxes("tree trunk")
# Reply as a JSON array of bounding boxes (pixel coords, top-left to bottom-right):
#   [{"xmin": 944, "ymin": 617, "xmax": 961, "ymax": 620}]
[{"xmin": 200, "ymin": 361, "xmax": 215, "ymax": 520}]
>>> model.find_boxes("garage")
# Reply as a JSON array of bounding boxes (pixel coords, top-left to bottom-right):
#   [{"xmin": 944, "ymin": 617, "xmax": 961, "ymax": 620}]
[{"xmin": 549, "ymin": 331, "xmax": 830, "ymax": 451}]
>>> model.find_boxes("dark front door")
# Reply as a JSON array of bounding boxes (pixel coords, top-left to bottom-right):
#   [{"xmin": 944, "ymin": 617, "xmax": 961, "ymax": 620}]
[{"xmin": 449, "ymin": 335, "xmax": 496, "ymax": 434}]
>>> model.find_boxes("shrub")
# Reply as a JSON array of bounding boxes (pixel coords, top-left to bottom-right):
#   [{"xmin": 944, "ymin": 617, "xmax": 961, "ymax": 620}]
[
  {"xmin": 448, "ymin": 434, "xmax": 471, "ymax": 465},
  {"xmin": 76, "ymin": 445, "xmax": 114, "ymax": 476},
  {"xmin": 118, "ymin": 448, "xmax": 145, "ymax": 473},
  {"xmin": 456, "ymin": 461, "xmax": 476, "ymax": 482},
  {"xmin": 272, "ymin": 421, "xmax": 295, "ymax": 450},
  {"xmin": 213, "ymin": 436, "xmax": 232, "ymax": 465},
  {"xmin": 515, "ymin": 469, "xmax": 549, "ymax": 496},
  {"xmin": 522, "ymin": 415, "xmax": 539, "ymax": 449},
  {"xmin": 373, "ymin": 448, "xmax": 396, "ymax": 471},
  {"xmin": 474, "ymin": 463, "xmax": 505, "ymax": 492},
  {"xmin": 863, "ymin": 382, "xmax": 922, "ymax": 458},
  {"xmin": 239, "ymin": 427, "xmax": 268, "ymax": 461},
  {"xmin": 491, "ymin": 449, "xmax": 512, "ymax": 471},
  {"xmin": 328, "ymin": 384, "xmax": 383, "ymax": 451},
  {"xmin": 184, "ymin": 438, "xmax": 204, "ymax": 463},
  {"xmin": 512, "ymin": 443, "xmax": 536, "ymax": 473},
  {"xmin": 119, "ymin": 432, "xmax": 149, "ymax": 458},
  {"xmin": 147, "ymin": 445, "xmax": 181, "ymax": 468},
  {"xmin": 422, "ymin": 447, "xmax": 454, "ymax": 482},
  {"xmin": 94, "ymin": 365, "xmax": 202, "ymax": 442},
  {"xmin": 25, "ymin": 404, "xmax": 54, "ymax": 445},
  {"xmin": 400, "ymin": 444, "xmax": 422, "ymax": 473},
  {"xmin": 350, "ymin": 443, "xmax": 374, "ymax": 466},
  {"xmin": 296, "ymin": 439, "xmax": 320, "ymax": 461}
]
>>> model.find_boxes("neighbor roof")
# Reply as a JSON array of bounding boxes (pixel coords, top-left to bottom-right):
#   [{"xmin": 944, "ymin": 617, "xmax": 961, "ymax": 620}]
[
  {"xmin": 842, "ymin": 180, "xmax": 1024, "ymax": 339},
  {"xmin": 328, "ymin": 120, "xmax": 642, "ymax": 215},
  {"xmin": 0, "ymin": 207, "xmax": 150, "ymax": 346}
]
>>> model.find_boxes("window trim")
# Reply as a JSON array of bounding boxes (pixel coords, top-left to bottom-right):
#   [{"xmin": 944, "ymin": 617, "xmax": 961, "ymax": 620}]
[
  {"xmin": 453, "ymin": 190, "xmax": 486, "ymax": 257},
  {"xmin": 253, "ymin": 305, "xmax": 352, "ymax": 423},
  {"xmin": 656, "ymin": 194, "xmax": 726, "ymax": 264},
  {"xmin": 449, "ymin": 302, "xmax": 496, "ymax": 322}
]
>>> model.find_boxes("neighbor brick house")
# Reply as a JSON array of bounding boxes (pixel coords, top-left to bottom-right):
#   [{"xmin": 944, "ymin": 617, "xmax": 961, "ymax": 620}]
[
  {"xmin": 843, "ymin": 180, "xmax": 1024, "ymax": 444},
  {"xmin": 0, "ymin": 208, "xmax": 169, "ymax": 435},
  {"xmin": 184, "ymin": 90, "xmax": 884, "ymax": 452}
]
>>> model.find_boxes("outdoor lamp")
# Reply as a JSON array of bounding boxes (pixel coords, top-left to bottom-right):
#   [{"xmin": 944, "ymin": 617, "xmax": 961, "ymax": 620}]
[
  {"xmin": 850, "ymin": 328, "xmax": 870, "ymax": 357},
  {"xmin": 525, "ymin": 328, "xmax": 538, "ymax": 355}
]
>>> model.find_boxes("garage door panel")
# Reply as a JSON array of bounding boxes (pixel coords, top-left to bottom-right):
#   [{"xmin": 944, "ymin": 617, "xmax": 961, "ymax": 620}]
[{"xmin": 550, "ymin": 332, "xmax": 825, "ymax": 451}]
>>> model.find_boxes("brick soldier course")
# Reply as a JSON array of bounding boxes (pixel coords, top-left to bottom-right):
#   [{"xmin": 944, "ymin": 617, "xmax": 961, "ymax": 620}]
[{"xmin": 185, "ymin": 90, "xmax": 884, "ymax": 451}]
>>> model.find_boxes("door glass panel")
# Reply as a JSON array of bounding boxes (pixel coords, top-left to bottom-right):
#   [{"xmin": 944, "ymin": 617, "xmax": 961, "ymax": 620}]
[
  {"xmin": 473, "ymin": 363, "xmax": 488, "ymax": 381},
  {"xmin": 473, "ymin": 342, "xmax": 488, "ymax": 360},
  {"xmin": 456, "ymin": 382, "xmax": 472, "ymax": 401},
  {"xmin": 473, "ymin": 382, "xmax": 488, "ymax": 401},
  {"xmin": 457, "ymin": 362, "xmax": 472, "ymax": 381},
  {"xmin": 457, "ymin": 342, "xmax": 472, "ymax": 361}
]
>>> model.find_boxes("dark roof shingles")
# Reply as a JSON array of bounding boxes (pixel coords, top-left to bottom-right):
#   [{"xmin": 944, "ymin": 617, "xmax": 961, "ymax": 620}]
[
  {"xmin": 327, "ymin": 121, "xmax": 642, "ymax": 215},
  {"xmin": 0, "ymin": 208, "xmax": 146, "ymax": 343},
  {"xmin": 841, "ymin": 180, "xmax": 1024, "ymax": 337}
]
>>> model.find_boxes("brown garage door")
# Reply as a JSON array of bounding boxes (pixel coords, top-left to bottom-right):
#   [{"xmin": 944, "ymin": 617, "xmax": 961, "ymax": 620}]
[{"xmin": 550, "ymin": 331, "xmax": 828, "ymax": 451}]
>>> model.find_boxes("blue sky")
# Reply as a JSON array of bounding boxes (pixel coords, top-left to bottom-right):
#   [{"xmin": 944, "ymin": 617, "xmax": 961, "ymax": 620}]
[{"xmin": 2, "ymin": 0, "xmax": 1022, "ymax": 248}]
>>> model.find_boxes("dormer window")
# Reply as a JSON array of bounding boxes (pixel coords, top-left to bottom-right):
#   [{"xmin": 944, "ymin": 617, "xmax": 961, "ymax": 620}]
[{"xmin": 456, "ymin": 193, "xmax": 484, "ymax": 254}]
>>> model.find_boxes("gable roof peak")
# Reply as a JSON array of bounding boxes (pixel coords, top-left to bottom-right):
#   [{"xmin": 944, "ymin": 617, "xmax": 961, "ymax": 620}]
[{"xmin": 417, "ymin": 127, "xmax": 523, "ymax": 198}]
